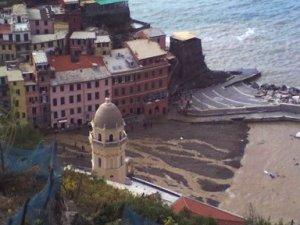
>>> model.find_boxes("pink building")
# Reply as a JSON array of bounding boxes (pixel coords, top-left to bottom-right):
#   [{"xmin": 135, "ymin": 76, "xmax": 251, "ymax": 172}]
[
  {"xmin": 28, "ymin": 8, "xmax": 55, "ymax": 35},
  {"xmin": 104, "ymin": 39, "xmax": 170, "ymax": 118},
  {"xmin": 49, "ymin": 55, "xmax": 111, "ymax": 129}
]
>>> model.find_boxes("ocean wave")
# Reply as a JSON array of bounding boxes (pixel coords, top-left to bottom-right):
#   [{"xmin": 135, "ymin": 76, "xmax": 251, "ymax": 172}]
[{"xmin": 236, "ymin": 28, "xmax": 256, "ymax": 42}]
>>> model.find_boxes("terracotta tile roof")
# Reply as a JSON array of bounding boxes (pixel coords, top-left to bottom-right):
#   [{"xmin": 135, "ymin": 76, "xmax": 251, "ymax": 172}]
[
  {"xmin": 49, "ymin": 55, "xmax": 104, "ymax": 72},
  {"xmin": 171, "ymin": 197, "xmax": 245, "ymax": 225},
  {"xmin": 0, "ymin": 24, "xmax": 11, "ymax": 34}
]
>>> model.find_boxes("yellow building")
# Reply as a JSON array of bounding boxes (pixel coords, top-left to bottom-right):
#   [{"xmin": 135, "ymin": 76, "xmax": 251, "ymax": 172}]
[
  {"xmin": 0, "ymin": 43, "xmax": 17, "ymax": 62},
  {"xmin": 6, "ymin": 69, "xmax": 27, "ymax": 124}
]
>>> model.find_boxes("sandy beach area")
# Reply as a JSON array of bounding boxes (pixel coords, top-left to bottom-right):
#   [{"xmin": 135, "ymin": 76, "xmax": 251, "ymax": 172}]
[{"xmin": 221, "ymin": 121, "xmax": 300, "ymax": 223}]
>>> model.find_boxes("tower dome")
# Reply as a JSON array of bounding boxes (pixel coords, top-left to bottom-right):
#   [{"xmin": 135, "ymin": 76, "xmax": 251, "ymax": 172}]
[{"xmin": 94, "ymin": 98, "xmax": 124, "ymax": 129}]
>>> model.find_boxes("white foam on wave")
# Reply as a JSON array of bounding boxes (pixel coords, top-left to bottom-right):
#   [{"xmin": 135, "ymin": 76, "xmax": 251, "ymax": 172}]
[{"xmin": 236, "ymin": 28, "xmax": 255, "ymax": 41}]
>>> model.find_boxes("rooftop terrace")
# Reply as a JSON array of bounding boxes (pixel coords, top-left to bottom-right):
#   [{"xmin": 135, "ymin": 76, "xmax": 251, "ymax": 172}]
[{"xmin": 103, "ymin": 48, "xmax": 139, "ymax": 74}]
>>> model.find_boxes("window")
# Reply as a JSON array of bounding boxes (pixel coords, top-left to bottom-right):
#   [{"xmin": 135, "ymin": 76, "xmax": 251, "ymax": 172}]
[
  {"xmin": 61, "ymin": 110, "xmax": 65, "ymax": 117},
  {"xmin": 95, "ymin": 104, "xmax": 99, "ymax": 110},
  {"xmin": 151, "ymin": 81, "xmax": 155, "ymax": 89},
  {"xmin": 54, "ymin": 111, "xmax": 58, "ymax": 118},
  {"xmin": 35, "ymin": 21, "xmax": 39, "ymax": 26},
  {"xmin": 144, "ymin": 83, "xmax": 148, "ymax": 90},
  {"xmin": 69, "ymin": 96, "xmax": 74, "ymax": 103},
  {"xmin": 77, "ymin": 107, "xmax": 81, "ymax": 113},
  {"xmin": 105, "ymin": 90, "xmax": 109, "ymax": 97},
  {"xmin": 53, "ymin": 98, "xmax": 57, "ymax": 106},
  {"xmin": 105, "ymin": 79, "xmax": 108, "ymax": 86},
  {"xmin": 95, "ymin": 92, "xmax": 99, "ymax": 100},
  {"xmin": 95, "ymin": 81, "xmax": 99, "ymax": 87},
  {"xmin": 52, "ymin": 87, "xmax": 56, "ymax": 92},
  {"xmin": 109, "ymin": 134, "xmax": 113, "ymax": 142},
  {"xmin": 61, "ymin": 97, "xmax": 65, "ymax": 105},
  {"xmin": 122, "ymin": 99, "xmax": 126, "ymax": 105},
  {"xmin": 159, "ymin": 69, "xmax": 163, "ymax": 75},
  {"xmin": 70, "ymin": 84, "xmax": 74, "ymax": 91},
  {"xmin": 120, "ymin": 155, "xmax": 123, "ymax": 166},
  {"xmin": 77, "ymin": 94, "xmax": 81, "ymax": 102},
  {"xmin": 114, "ymin": 89, "xmax": 119, "ymax": 96},
  {"xmin": 98, "ymin": 158, "xmax": 101, "ymax": 167},
  {"xmin": 87, "ymin": 93, "xmax": 92, "ymax": 101},
  {"xmin": 152, "ymin": 70, "xmax": 155, "ymax": 76},
  {"xmin": 2, "ymin": 45, "xmax": 4, "ymax": 50},
  {"xmin": 77, "ymin": 83, "xmax": 81, "ymax": 90},
  {"xmin": 145, "ymin": 72, "xmax": 148, "ymax": 79},
  {"xmin": 88, "ymin": 105, "xmax": 92, "ymax": 112},
  {"xmin": 44, "ymin": 20, "xmax": 48, "ymax": 26},
  {"xmin": 16, "ymin": 89, "xmax": 20, "ymax": 95},
  {"xmin": 70, "ymin": 108, "xmax": 74, "ymax": 115},
  {"xmin": 159, "ymin": 79, "xmax": 163, "ymax": 87},
  {"xmin": 122, "ymin": 88, "xmax": 125, "ymax": 95},
  {"xmin": 60, "ymin": 85, "xmax": 64, "ymax": 92},
  {"xmin": 16, "ymin": 34, "xmax": 20, "ymax": 42},
  {"xmin": 24, "ymin": 33, "xmax": 28, "ymax": 41},
  {"xmin": 36, "ymin": 29, "xmax": 40, "ymax": 34},
  {"xmin": 130, "ymin": 87, "xmax": 133, "ymax": 94},
  {"xmin": 87, "ymin": 82, "xmax": 91, "ymax": 89},
  {"xmin": 45, "ymin": 29, "xmax": 48, "ymax": 34},
  {"xmin": 137, "ymin": 85, "xmax": 141, "ymax": 92}
]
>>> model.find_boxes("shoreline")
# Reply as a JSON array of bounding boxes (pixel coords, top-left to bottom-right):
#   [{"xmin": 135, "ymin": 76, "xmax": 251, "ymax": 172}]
[{"xmin": 220, "ymin": 121, "xmax": 300, "ymax": 223}]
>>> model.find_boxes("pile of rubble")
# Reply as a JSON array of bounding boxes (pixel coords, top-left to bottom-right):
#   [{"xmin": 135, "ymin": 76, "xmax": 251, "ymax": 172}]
[{"xmin": 253, "ymin": 83, "xmax": 300, "ymax": 104}]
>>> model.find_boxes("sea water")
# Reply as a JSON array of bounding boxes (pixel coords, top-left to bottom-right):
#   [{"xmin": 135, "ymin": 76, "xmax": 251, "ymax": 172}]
[{"xmin": 130, "ymin": 0, "xmax": 300, "ymax": 86}]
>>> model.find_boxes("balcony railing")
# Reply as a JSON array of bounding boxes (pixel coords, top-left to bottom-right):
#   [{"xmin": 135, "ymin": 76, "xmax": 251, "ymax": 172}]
[{"xmin": 92, "ymin": 136, "xmax": 127, "ymax": 147}]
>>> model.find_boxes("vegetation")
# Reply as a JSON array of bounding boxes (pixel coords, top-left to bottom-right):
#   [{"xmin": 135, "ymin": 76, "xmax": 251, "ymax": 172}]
[
  {"xmin": 245, "ymin": 205, "xmax": 294, "ymax": 225},
  {"xmin": 62, "ymin": 170, "xmax": 218, "ymax": 225},
  {"xmin": 13, "ymin": 123, "xmax": 42, "ymax": 149}
]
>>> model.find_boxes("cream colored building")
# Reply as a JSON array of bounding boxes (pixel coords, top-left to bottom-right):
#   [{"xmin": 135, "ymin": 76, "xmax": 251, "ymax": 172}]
[
  {"xmin": 94, "ymin": 35, "xmax": 112, "ymax": 56},
  {"xmin": 89, "ymin": 98, "xmax": 127, "ymax": 184}
]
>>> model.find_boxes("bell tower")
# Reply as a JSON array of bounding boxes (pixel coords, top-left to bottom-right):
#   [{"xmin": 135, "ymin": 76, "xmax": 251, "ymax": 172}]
[{"xmin": 89, "ymin": 98, "xmax": 127, "ymax": 184}]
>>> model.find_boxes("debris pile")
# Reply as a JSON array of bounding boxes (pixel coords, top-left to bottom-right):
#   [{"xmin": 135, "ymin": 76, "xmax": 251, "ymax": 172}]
[{"xmin": 254, "ymin": 83, "xmax": 300, "ymax": 104}]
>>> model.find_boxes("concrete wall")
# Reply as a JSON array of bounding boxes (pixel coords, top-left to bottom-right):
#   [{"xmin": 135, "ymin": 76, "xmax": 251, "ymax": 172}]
[{"xmin": 187, "ymin": 104, "xmax": 300, "ymax": 118}]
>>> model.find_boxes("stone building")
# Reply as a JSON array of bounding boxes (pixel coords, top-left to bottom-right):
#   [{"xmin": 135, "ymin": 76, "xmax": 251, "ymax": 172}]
[
  {"xmin": 89, "ymin": 98, "xmax": 127, "ymax": 184},
  {"xmin": 169, "ymin": 31, "xmax": 206, "ymax": 80}
]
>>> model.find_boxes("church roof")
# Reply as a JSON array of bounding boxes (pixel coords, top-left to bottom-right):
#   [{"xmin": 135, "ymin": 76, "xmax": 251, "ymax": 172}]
[{"xmin": 94, "ymin": 98, "xmax": 124, "ymax": 129}]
